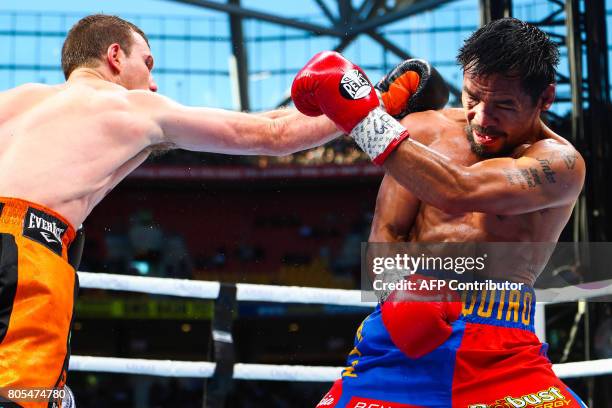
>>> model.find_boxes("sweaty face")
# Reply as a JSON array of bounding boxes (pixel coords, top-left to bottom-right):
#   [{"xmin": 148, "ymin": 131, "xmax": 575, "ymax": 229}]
[
  {"xmin": 119, "ymin": 32, "xmax": 157, "ymax": 92},
  {"xmin": 462, "ymin": 72, "xmax": 542, "ymax": 158}
]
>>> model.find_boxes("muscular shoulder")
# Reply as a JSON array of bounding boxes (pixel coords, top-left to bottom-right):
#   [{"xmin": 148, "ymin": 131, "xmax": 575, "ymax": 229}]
[
  {"xmin": 0, "ymin": 83, "xmax": 56, "ymax": 104},
  {"xmin": 525, "ymin": 134, "xmax": 582, "ymax": 164},
  {"xmin": 121, "ymin": 90, "xmax": 176, "ymax": 145},
  {"xmin": 125, "ymin": 89, "xmax": 173, "ymax": 112},
  {"xmin": 0, "ymin": 83, "xmax": 59, "ymax": 123},
  {"xmin": 54, "ymin": 84, "xmax": 161, "ymax": 145},
  {"xmin": 1, "ymin": 82, "xmax": 54, "ymax": 95},
  {"xmin": 522, "ymin": 136, "xmax": 585, "ymax": 193},
  {"xmin": 399, "ymin": 108, "xmax": 466, "ymax": 146}
]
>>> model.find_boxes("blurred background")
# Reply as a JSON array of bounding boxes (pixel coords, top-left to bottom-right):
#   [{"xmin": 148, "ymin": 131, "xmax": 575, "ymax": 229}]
[{"xmin": 1, "ymin": 0, "xmax": 611, "ymax": 406}]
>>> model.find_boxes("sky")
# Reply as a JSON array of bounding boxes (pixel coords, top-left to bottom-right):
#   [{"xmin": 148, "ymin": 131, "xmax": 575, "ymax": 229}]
[{"xmin": 1, "ymin": 0, "xmax": 610, "ymax": 115}]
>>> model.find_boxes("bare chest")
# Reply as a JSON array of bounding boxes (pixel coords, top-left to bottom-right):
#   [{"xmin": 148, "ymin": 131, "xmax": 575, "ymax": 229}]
[{"xmin": 412, "ymin": 205, "xmax": 546, "ymax": 242}]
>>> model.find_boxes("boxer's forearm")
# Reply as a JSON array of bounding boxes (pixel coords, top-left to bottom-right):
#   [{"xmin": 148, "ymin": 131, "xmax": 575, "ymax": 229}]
[
  {"xmin": 276, "ymin": 110, "xmax": 343, "ymax": 153},
  {"xmin": 369, "ymin": 174, "xmax": 419, "ymax": 243},
  {"xmin": 384, "ymin": 136, "xmax": 585, "ymax": 215},
  {"xmin": 369, "ymin": 225, "xmax": 409, "ymax": 243},
  {"xmin": 383, "ymin": 139, "xmax": 472, "ymax": 214},
  {"xmin": 265, "ymin": 109, "xmax": 341, "ymax": 154},
  {"xmin": 146, "ymin": 91, "xmax": 340, "ymax": 155}
]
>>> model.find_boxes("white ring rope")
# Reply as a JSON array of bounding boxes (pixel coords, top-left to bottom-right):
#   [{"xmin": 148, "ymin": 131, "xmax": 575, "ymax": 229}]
[
  {"xmin": 69, "ymin": 356, "xmax": 341, "ymax": 381},
  {"xmin": 74, "ymin": 272, "xmax": 612, "ymax": 381},
  {"xmin": 78, "ymin": 272, "xmax": 376, "ymax": 307},
  {"xmin": 70, "ymin": 356, "xmax": 215, "ymax": 378},
  {"xmin": 78, "ymin": 272, "xmax": 221, "ymax": 300},
  {"xmin": 69, "ymin": 356, "xmax": 611, "ymax": 381},
  {"xmin": 552, "ymin": 358, "xmax": 612, "ymax": 379},
  {"xmin": 78, "ymin": 272, "xmax": 612, "ymax": 306},
  {"xmin": 236, "ymin": 282, "xmax": 373, "ymax": 307},
  {"xmin": 536, "ymin": 278, "xmax": 612, "ymax": 303}
]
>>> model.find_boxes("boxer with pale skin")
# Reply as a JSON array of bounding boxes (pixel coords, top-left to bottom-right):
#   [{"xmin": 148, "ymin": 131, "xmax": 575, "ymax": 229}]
[
  {"xmin": 0, "ymin": 14, "xmax": 340, "ymax": 407},
  {"xmin": 0, "ymin": 17, "xmax": 339, "ymax": 229}
]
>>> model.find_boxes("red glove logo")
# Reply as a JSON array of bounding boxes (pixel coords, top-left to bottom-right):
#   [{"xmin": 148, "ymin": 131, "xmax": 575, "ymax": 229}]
[{"xmin": 339, "ymin": 69, "xmax": 372, "ymax": 100}]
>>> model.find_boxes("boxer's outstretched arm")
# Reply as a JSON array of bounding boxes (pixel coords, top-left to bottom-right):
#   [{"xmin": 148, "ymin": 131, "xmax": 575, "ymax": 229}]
[
  {"xmin": 384, "ymin": 138, "xmax": 585, "ymax": 215},
  {"xmin": 131, "ymin": 92, "xmax": 341, "ymax": 155}
]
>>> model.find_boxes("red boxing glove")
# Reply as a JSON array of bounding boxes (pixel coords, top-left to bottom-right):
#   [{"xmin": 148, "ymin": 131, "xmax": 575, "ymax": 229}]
[
  {"xmin": 291, "ymin": 51, "xmax": 410, "ymax": 165},
  {"xmin": 291, "ymin": 51, "xmax": 379, "ymax": 133},
  {"xmin": 381, "ymin": 275, "xmax": 461, "ymax": 359}
]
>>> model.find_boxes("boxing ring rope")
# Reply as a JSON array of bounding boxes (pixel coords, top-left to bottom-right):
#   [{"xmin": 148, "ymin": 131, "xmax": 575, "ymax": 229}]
[
  {"xmin": 77, "ymin": 272, "xmax": 375, "ymax": 306},
  {"xmin": 71, "ymin": 272, "xmax": 612, "ymax": 381},
  {"xmin": 76, "ymin": 272, "xmax": 612, "ymax": 305},
  {"xmin": 69, "ymin": 357, "xmax": 343, "ymax": 382},
  {"xmin": 69, "ymin": 355, "xmax": 612, "ymax": 381}
]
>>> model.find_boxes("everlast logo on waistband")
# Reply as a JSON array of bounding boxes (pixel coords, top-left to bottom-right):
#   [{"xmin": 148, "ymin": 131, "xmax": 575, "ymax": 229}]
[{"xmin": 23, "ymin": 208, "xmax": 67, "ymax": 256}]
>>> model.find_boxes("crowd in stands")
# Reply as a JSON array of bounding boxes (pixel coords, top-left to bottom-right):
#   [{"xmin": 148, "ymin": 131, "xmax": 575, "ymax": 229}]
[
  {"xmin": 260, "ymin": 138, "xmax": 369, "ymax": 167},
  {"xmin": 80, "ymin": 204, "xmax": 372, "ymax": 290}
]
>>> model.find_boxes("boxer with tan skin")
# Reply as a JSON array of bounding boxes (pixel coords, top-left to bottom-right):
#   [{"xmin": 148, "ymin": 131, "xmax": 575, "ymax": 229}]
[
  {"xmin": 0, "ymin": 14, "xmax": 340, "ymax": 407},
  {"xmin": 370, "ymin": 105, "xmax": 584, "ymax": 284},
  {"xmin": 295, "ymin": 18, "xmax": 588, "ymax": 408},
  {"xmin": 381, "ymin": 83, "xmax": 583, "ymax": 246}
]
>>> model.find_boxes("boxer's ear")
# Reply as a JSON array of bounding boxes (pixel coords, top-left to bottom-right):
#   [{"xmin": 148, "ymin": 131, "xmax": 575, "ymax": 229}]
[
  {"xmin": 538, "ymin": 84, "xmax": 555, "ymax": 111},
  {"xmin": 106, "ymin": 43, "xmax": 123, "ymax": 74}
]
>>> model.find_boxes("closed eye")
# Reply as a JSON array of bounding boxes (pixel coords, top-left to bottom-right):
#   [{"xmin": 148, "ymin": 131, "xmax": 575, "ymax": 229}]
[{"xmin": 495, "ymin": 101, "xmax": 516, "ymax": 110}]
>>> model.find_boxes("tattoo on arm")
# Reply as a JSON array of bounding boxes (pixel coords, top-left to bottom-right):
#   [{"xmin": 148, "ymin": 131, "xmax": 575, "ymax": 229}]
[
  {"xmin": 537, "ymin": 158, "xmax": 556, "ymax": 183},
  {"xmin": 520, "ymin": 169, "xmax": 536, "ymax": 188},
  {"xmin": 504, "ymin": 168, "xmax": 530, "ymax": 189},
  {"xmin": 562, "ymin": 152, "xmax": 577, "ymax": 170},
  {"xmin": 529, "ymin": 168, "xmax": 542, "ymax": 185},
  {"xmin": 504, "ymin": 167, "xmax": 544, "ymax": 189},
  {"xmin": 503, "ymin": 169, "xmax": 516, "ymax": 185}
]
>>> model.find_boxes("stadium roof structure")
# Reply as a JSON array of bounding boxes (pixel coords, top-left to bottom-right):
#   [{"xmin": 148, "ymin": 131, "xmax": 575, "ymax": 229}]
[{"xmin": 167, "ymin": 0, "xmax": 464, "ymax": 110}]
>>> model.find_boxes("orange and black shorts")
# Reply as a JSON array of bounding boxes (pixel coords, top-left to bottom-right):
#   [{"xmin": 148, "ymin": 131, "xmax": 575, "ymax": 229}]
[{"xmin": 0, "ymin": 198, "xmax": 77, "ymax": 408}]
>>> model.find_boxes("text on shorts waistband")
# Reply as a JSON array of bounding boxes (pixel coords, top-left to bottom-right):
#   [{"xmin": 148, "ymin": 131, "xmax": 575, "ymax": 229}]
[
  {"xmin": 460, "ymin": 284, "xmax": 536, "ymax": 332},
  {"xmin": 0, "ymin": 197, "xmax": 76, "ymax": 257}
]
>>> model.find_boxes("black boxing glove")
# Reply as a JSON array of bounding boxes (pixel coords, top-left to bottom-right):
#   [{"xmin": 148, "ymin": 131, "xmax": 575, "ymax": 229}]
[{"xmin": 375, "ymin": 59, "xmax": 449, "ymax": 119}]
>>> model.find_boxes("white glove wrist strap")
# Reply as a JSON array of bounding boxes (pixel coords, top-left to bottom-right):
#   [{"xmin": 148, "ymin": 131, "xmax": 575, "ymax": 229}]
[{"xmin": 349, "ymin": 107, "xmax": 407, "ymax": 161}]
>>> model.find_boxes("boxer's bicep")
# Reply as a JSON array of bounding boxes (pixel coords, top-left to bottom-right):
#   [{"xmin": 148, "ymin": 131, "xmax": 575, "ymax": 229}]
[
  {"xmin": 157, "ymin": 105, "xmax": 276, "ymax": 154},
  {"xmin": 136, "ymin": 92, "xmax": 339, "ymax": 155},
  {"xmin": 130, "ymin": 91, "xmax": 276, "ymax": 154},
  {"xmin": 369, "ymin": 173, "xmax": 420, "ymax": 243},
  {"xmin": 461, "ymin": 147, "xmax": 585, "ymax": 215}
]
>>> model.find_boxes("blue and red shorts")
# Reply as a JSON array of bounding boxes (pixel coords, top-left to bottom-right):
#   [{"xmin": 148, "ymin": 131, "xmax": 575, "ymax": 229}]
[{"xmin": 317, "ymin": 285, "xmax": 587, "ymax": 408}]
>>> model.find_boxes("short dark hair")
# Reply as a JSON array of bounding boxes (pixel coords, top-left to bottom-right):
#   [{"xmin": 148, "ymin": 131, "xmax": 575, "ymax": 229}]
[
  {"xmin": 456, "ymin": 17, "xmax": 559, "ymax": 102},
  {"xmin": 61, "ymin": 14, "xmax": 149, "ymax": 79}
]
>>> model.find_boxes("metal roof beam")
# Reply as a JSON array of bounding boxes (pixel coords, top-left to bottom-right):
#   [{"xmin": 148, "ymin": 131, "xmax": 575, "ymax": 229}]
[
  {"xmin": 228, "ymin": 0, "xmax": 249, "ymax": 111},
  {"xmin": 348, "ymin": 0, "xmax": 455, "ymax": 35},
  {"xmin": 169, "ymin": 0, "xmax": 345, "ymax": 36},
  {"xmin": 338, "ymin": 0, "xmax": 354, "ymax": 25},
  {"xmin": 366, "ymin": 30, "xmax": 462, "ymax": 102},
  {"xmin": 312, "ymin": 0, "xmax": 338, "ymax": 23}
]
